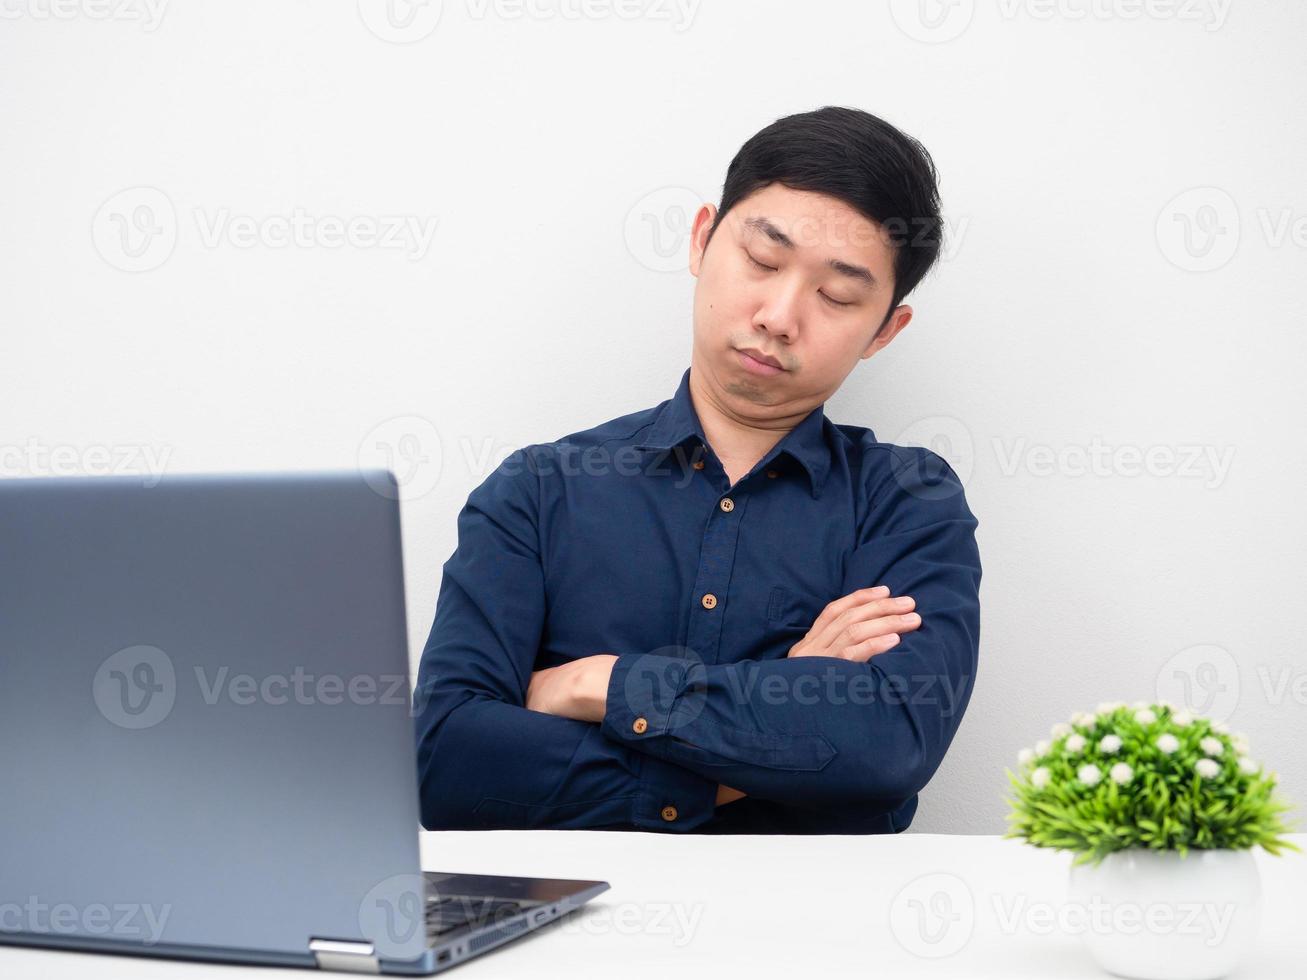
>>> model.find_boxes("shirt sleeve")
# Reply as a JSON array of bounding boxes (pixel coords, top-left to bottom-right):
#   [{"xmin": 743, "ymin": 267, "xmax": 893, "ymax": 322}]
[
  {"xmin": 599, "ymin": 446, "xmax": 982, "ymax": 812},
  {"xmin": 413, "ymin": 447, "xmax": 719, "ymax": 832}
]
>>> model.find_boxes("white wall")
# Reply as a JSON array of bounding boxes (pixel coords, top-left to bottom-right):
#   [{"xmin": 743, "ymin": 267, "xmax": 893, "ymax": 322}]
[{"xmin": 3, "ymin": 0, "xmax": 1304, "ymax": 835}]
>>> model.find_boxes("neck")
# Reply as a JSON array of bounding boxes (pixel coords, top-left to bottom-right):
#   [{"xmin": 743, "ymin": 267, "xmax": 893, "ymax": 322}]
[{"xmin": 687, "ymin": 356, "xmax": 814, "ymax": 470}]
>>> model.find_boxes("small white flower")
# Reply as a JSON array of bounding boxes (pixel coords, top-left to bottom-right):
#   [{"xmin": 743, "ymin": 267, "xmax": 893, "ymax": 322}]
[
  {"xmin": 1035, "ymin": 739, "xmax": 1050, "ymax": 756},
  {"xmin": 1077, "ymin": 764, "xmax": 1102, "ymax": 787},
  {"xmin": 1212, "ymin": 720, "xmax": 1230, "ymax": 734},
  {"xmin": 1096, "ymin": 701, "xmax": 1124, "ymax": 715},
  {"xmin": 1031, "ymin": 767, "xmax": 1051, "ymax": 789},
  {"xmin": 1110, "ymin": 762, "xmax": 1134, "ymax": 785},
  {"xmin": 1156, "ymin": 733, "xmax": 1180, "ymax": 754},
  {"xmin": 1065, "ymin": 733, "xmax": 1087, "ymax": 754},
  {"xmin": 1131, "ymin": 700, "xmax": 1148, "ymax": 710},
  {"xmin": 1050, "ymin": 721, "xmax": 1072, "ymax": 739},
  {"xmin": 1134, "ymin": 708, "xmax": 1157, "ymax": 725},
  {"xmin": 1099, "ymin": 734, "xmax": 1123, "ymax": 754},
  {"xmin": 1200, "ymin": 736, "xmax": 1224, "ymax": 757},
  {"xmin": 1017, "ymin": 747, "xmax": 1034, "ymax": 766},
  {"xmin": 1195, "ymin": 758, "xmax": 1221, "ymax": 779},
  {"xmin": 1071, "ymin": 711, "xmax": 1095, "ymax": 727},
  {"xmin": 1171, "ymin": 709, "xmax": 1194, "ymax": 727},
  {"xmin": 1232, "ymin": 734, "xmax": 1250, "ymax": 754},
  {"xmin": 1238, "ymin": 756, "xmax": 1258, "ymax": 775}
]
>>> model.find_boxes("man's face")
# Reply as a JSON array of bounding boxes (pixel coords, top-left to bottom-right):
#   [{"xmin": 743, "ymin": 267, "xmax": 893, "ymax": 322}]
[{"xmin": 688, "ymin": 182, "xmax": 912, "ymax": 409}]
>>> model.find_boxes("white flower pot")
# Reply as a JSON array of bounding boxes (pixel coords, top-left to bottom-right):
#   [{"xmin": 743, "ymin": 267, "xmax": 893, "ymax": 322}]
[{"xmin": 1067, "ymin": 848, "xmax": 1261, "ymax": 980}]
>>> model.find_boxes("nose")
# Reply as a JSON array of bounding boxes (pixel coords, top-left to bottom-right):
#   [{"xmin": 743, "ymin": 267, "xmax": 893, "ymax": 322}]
[{"xmin": 752, "ymin": 278, "xmax": 801, "ymax": 342}]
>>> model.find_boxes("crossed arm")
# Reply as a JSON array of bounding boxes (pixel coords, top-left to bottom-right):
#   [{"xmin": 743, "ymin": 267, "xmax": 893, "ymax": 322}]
[
  {"xmin": 523, "ymin": 579, "xmax": 930, "ymax": 807},
  {"xmin": 413, "ymin": 446, "xmax": 981, "ymax": 831},
  {"xmin": 524, "ymin": 654, "xmax": 747, "ymax": 806}
]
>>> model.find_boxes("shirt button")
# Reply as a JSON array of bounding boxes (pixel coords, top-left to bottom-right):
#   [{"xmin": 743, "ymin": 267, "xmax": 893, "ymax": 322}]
[
  {"xmin": 660, "ymin": 805, "xmax": 679, "ymax": 822},
  {"xmin": 701, "ymin": 593, "xmax": 717, "ymax": 609},
  {"xmin": 766, "ymin": 469, "xmax": 779, "ymax": 479},
  {"xmin": 632, "ymin": 717, "xmax": 648, "ymax": 734},
  {"xmin": 719, "ymin": 497, "xmax": 734, "ymax": 512},
  {"xmin": 692, "ymin": 460, "xmax": 705, "ymax": 470}
]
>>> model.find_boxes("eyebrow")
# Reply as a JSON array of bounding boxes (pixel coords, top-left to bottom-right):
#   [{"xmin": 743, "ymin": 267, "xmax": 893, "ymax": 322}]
[{"xmin": 743, "ymin": 216, "xmax": 879, "ymax": 290}]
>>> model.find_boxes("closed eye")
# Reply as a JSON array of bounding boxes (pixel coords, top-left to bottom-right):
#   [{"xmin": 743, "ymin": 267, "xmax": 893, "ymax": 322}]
[{"xmin": 747, "ymin": 251, "xmax": 856, "ymax": 308}]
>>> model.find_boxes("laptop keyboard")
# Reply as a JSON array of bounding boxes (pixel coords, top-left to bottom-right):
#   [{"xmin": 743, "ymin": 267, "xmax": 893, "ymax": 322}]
[{"xmin": 425, "ymin": 894, "xmax": 528, "ymax": 937}]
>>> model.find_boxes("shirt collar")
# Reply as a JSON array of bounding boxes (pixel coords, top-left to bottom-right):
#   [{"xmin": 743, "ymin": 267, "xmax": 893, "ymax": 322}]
[{"xmin": 634, "ymin": 366, "xmax": 831, "ymax": 499}]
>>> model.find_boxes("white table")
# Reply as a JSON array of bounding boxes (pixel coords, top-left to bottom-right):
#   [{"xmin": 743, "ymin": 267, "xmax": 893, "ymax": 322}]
[{"xmin": 3, "ymin": 832, "xmax": 1303, "ymax": 978}]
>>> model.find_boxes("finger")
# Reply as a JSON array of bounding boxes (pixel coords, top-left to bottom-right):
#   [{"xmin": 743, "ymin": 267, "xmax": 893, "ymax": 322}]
[
  {"xmin": 844, "ymin": 630, "xmax": 904, "ymax": 662},
  {"xmin": 816, "ymin": 609, "xmax": 920, "ymax": 662},
  {"xmin": 839, "ymin": 593, "xmax": 915, "ymax": 628},
  {"xmin": 811, "ymin": 594, "xmax": 915, "ymax": 649},
  {"xmin": 838, "ymin": 609, "xmax": 921, "ymax": 650},
  {"xmin": 811, "ymin": 585, "xmax": 891, "ymax": 632}
]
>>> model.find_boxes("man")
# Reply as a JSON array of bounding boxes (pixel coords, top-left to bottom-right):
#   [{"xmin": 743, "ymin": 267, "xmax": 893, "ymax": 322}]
[{"xmin": 413, "ymin": 106, "xmax": 982, "ymax": 834}]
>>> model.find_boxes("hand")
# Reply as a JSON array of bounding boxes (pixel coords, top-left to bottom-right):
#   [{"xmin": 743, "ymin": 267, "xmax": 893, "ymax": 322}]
[
  {"xmin": 786, "ymin": 585, "xmax": 919, "ymax": 662},
  {"xmin": 526, "ymin": 655, "xmax": 618, "ymax": 723}
]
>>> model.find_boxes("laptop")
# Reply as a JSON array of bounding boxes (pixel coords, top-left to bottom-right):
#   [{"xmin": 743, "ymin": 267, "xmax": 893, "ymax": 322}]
[{"xmin": 0, "ymin": 469, "xmax": 609, "ymax": 974}]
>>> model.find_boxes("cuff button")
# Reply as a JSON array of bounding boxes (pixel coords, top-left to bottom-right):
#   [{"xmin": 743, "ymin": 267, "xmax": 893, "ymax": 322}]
[
  {"xmin": 660, "ymin": 805, "xmax": 679, "ymax": 822},
  {"xmin": 632, "ymin": 717, "xmax": 649, "ymax": 734}
]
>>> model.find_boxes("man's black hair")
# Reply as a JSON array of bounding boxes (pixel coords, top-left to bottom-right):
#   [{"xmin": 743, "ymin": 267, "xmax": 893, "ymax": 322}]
[{"xmin": 707, "ymin": 106, "xmax": 944, "ymax": 334}]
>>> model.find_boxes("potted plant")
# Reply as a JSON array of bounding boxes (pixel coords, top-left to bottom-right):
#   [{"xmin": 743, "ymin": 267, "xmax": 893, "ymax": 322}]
[{"xmin": 1004, "ymin": 700, "xmax": 1298, "ymax": 980}]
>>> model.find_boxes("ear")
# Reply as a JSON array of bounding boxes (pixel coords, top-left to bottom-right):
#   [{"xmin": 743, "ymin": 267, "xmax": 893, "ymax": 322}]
[
  {"xmin": 688, "ymin": 203, "xmax": 718, "ymax": 278},
  {"xmin": 860, "ymin": 305, "xmax": 913, "ymax": 360}
]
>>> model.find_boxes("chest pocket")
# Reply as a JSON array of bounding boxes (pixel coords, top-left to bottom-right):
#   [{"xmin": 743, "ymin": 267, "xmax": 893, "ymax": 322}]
[{"xmin": 765, "ymin": 585, "xmax": 827, "ymax": 631}]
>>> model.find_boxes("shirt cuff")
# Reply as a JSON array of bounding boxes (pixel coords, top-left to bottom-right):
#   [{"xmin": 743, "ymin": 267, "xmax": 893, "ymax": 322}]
[{"xmin": 602, "ymin": 652, "xmax": 717, "ymax": 831}]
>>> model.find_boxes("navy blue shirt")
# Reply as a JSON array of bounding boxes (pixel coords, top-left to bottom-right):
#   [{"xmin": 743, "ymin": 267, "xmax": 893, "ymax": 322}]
[{"xmin": 413, "ymin": 366, "xmax": 982, "ymax": 834}]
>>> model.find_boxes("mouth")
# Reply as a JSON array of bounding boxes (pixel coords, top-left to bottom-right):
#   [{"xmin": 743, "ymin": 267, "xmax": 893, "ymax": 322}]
[{"xmin": 735, "ymin": 347, "xmax": 785, "ymax": 376}]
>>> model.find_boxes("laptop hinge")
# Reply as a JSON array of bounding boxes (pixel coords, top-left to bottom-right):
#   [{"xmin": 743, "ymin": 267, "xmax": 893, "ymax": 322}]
[{"xmin": 309, "ymin": 938, "xmax": 381, "ymax": 974}]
